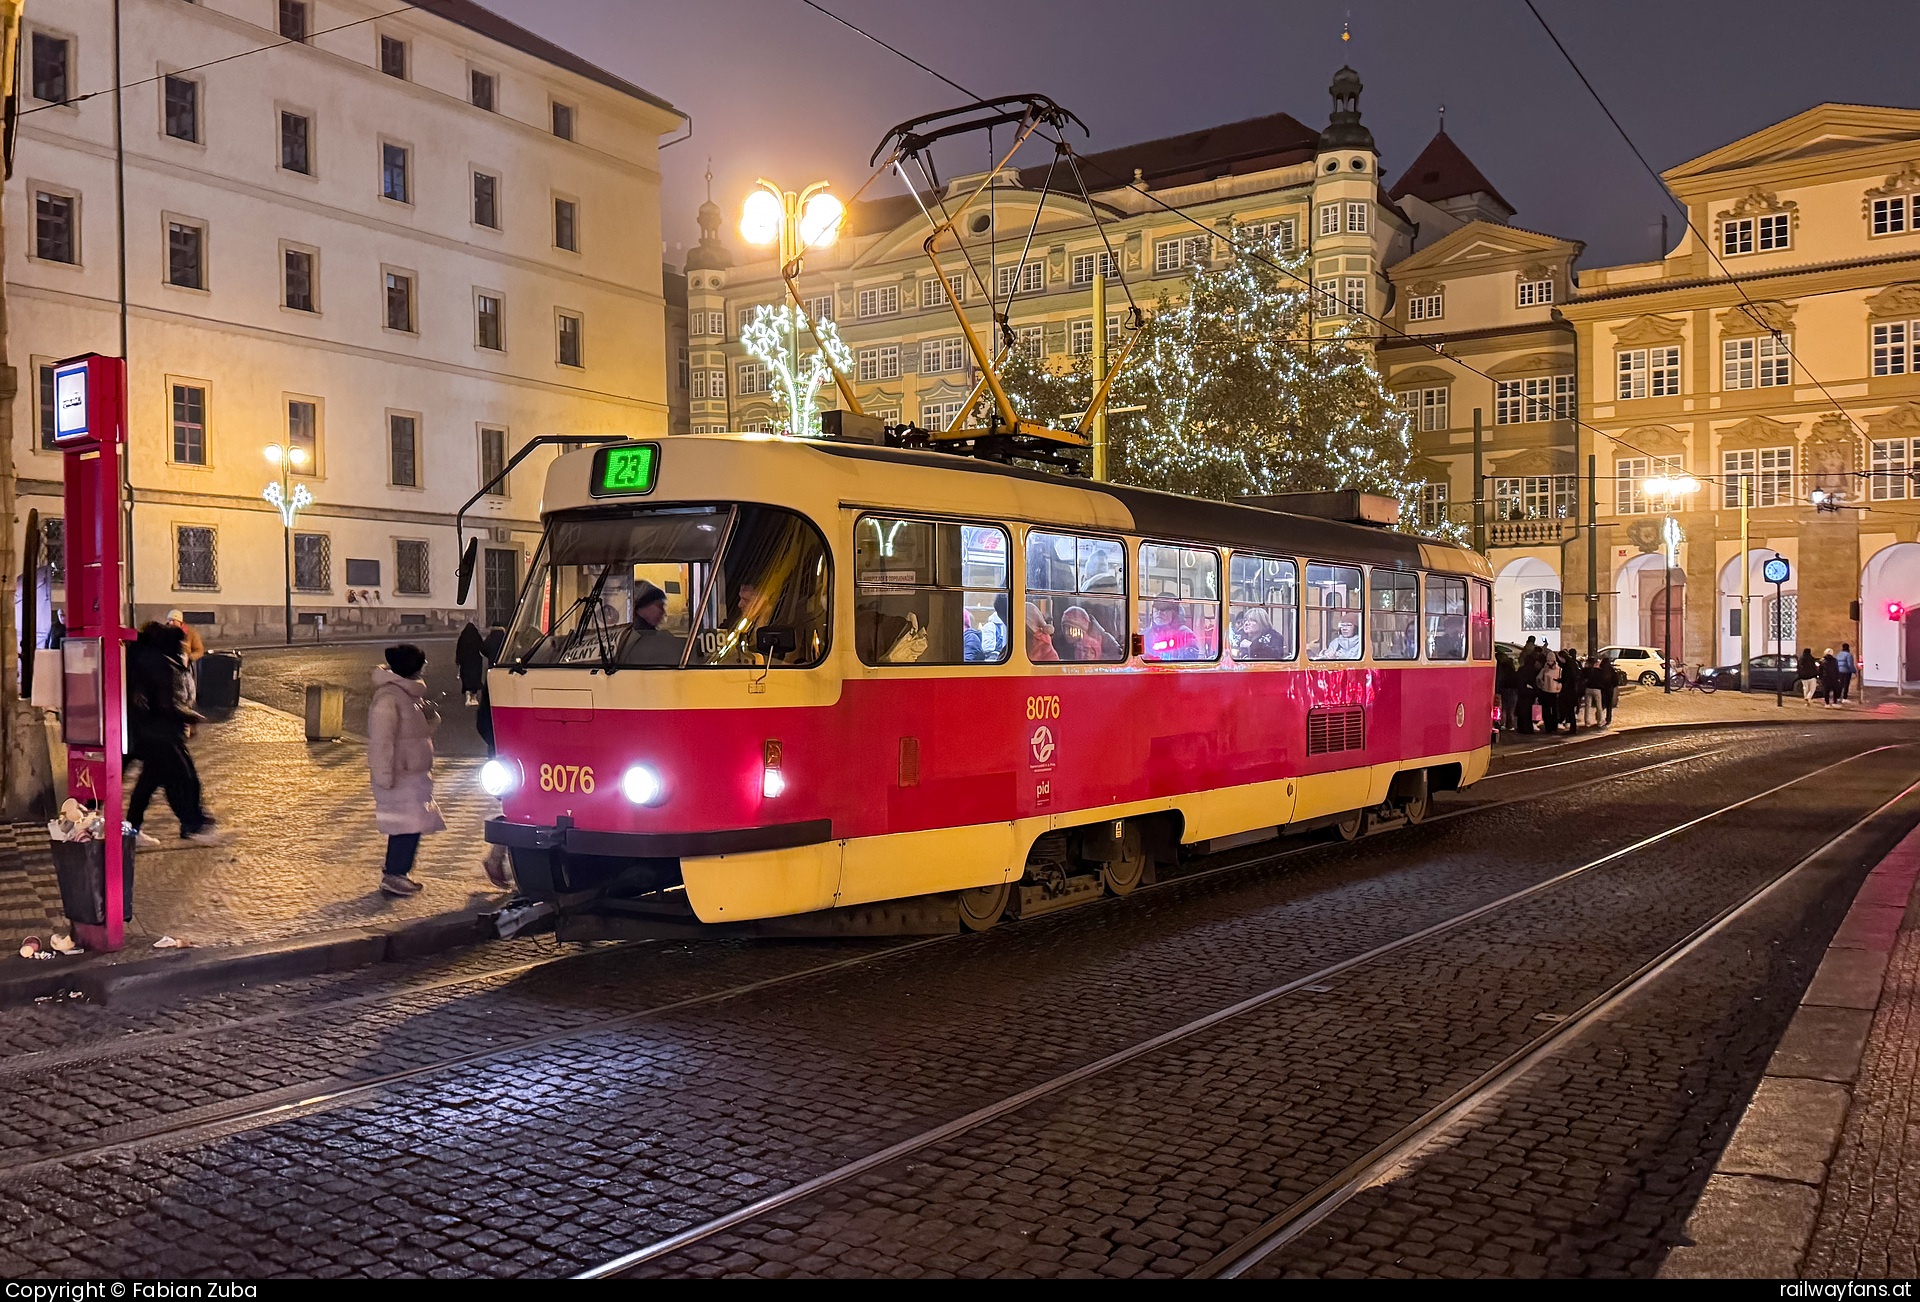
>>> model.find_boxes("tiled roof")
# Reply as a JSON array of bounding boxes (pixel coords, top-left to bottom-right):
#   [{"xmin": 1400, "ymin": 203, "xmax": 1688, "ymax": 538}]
[
  {"xmin": 409, "ymin": 0, "xmax": 679, "ymax": 116},
  {"xmin": 1020, "ymin": 111, "xmax": 1322, "ymax": 192},
  {"xmin": 1388, "ymin": 130, "xmax": 1512, "ymax": 213}
]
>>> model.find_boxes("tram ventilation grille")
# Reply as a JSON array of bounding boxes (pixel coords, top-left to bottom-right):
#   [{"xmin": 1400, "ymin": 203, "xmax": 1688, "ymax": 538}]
[
  {"xmin": 1306, "ymin": 706, "xmax": 1366, "ymax": 756},
  {"xmin": 898, "ymin": 736, "xmax": 921, "ymax": 787}
]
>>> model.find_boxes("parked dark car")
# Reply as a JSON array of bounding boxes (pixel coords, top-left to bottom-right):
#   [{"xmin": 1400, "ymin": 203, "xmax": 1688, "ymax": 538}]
[{"xmin": 1697, "ymin": 653, "xmax": 1800, "ymax": 693}]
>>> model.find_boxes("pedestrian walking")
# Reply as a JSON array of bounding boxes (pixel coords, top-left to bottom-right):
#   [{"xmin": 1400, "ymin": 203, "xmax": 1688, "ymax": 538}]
[
  {"xmin": 126, "ymin": 623, "xmax": 223, "ymax": 845},
  {"xmin": 1819, "ymin": 648, "xmax": 1843, "ymax": 707},
  {"xmin": 456, "ymin": 621, "xmax": 488, "ymax": 706},
  {"xmin": 368, "ymin": 643, "xmax": 445, "ymax": 897},
  {"xmin": 1796, "ymin": 648, "xmax": 1819, "ymax": 703},
  {"xmin": 1496, "ymin": 646, "xmax": 1520, "ymax": 733},
  {"xmin": 1580, "ymin": 655, "xmax": 1608, "ymax": 727},
  {"xmin": 1838, "ymin": 642, "xmax": 1857, "ymax": 702},
  {"xmin": 1537, "ymin": 649, "xmax": 1563, "ymax": 733}
]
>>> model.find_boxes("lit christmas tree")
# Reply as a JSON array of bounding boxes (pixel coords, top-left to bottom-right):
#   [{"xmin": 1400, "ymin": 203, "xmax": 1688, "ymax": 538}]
[
  {"xmin": 739, "ymin": 303, "xmax": 854, "ymax": 437},
  {"xmin": 999, "ymin": 227, "xmax": 1437, "ymax": 534}
]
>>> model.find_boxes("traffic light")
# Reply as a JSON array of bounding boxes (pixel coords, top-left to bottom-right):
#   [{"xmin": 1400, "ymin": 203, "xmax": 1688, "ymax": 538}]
[{"xmin": 1890, "ymin": 601, "xmax": 1906, "ymax": 622}]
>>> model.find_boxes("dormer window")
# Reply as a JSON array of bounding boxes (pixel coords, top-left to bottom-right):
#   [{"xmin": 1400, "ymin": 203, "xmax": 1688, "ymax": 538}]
[
  {"xmin": 1407, "ymin": 291, "xmax": 1442, "ymax": 322},
  {"xmin": 1872, "ymin": 196, "xmax": 1909, "ymax": 237},
  {"xmin": 1723, "ymin": 213, "xmax": 1790, "ymax": 255},
  {"xmin": 1517, "ymin": 278, "xmax": 1553, "ymax": 307}
]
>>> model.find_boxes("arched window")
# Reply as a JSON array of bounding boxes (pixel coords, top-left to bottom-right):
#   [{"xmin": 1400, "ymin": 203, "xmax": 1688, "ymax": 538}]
[{"xmin": 1522, "ymin": 588, "xmax": 1562, "ymax": 631}]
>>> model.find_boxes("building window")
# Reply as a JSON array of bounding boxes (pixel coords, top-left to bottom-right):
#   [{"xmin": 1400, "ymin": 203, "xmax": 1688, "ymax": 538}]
[
  {"xmin": 287, "ymin": 399, "xmax": 318, "ymax": 469},
  {"xmin": 1723, "ymin": 214, "xmax": 1791, "ymax": 255},
  {"xmin": 171, "ymin": 384, "xmax": 206, "ymax": 464},
  {"xmin": 164, "ymin": 77, "xmax": 198, "ymax": 142},
  {"xmin": 394, "ymin": 540, "xmax": 430, "ymax": 596},
  {"xmin": 176, "ymin": 526, "xmax": 217, "ymax": 590},
  {"xmin": 1872, "ymin": 197, "xmax": 1909, "ymax": 237},
  {"xmin": 1345, "ymin": 202, "xmax": 1368, "ymax": 233},
  {"xmin": 1521, "ymin": 588, "xmax": 1561, "ymax": 632},
  {"xmin": 1873, "ymin": 321, "xmax": 1912, "ymax": 376},
  {"xmin": 1407, "ymin": 291, "xmax": 1442, "ymax": 322},
  {"xmin": 293, "ymin": 533, "xmax": 330, "ymax": 591},
  {"xmin": 736, "ymin": 361, "xmax": 766, "ymax": 395},
  {"xmin": 676, "ymin": 344, "xmax": 689, "ymax": 391},
  {"xmin": 1419, "ymin": 483, "xmax": 1449, "ymax": 531},
  {"xmin": 857, "ymin": 285, "xmax": 898, "ymax": 318},
  {"xmin": 1398, "ymin": 386, "xmax": 1448, "ymax": 432},
  {"xmin": 1244, "ymin": 218, "xmax": 1297, "ymax": 250},
  {"xmin": 1315, "ymin": 277, "xmax": 1342, "ymax": 315},
  {"xmin": 557, "ymin": 313, "xmax": 583, "ymax": 367},
  {"xmin": 1723, "ymin": 335, "xmax": 1792, "ymax": 389},
  {"xmin": 388, "ymin": 413, "xmax": 417, "ymax": 487},
  {"xmin": 737, "ymin": 306, "xmax": 760, "ymax": 332},
  {"xmin": 480, "ymin": 427, "xmax": 507, "ymax": 496},
  {"xmin": 1068, "ymin": 318, "xmax": 1094, "ymax": 356},
  {"xmin": 167, "ymin": 222, "xmax": 203, "ymax": 289},
  {"xmin": 921, "ymin": 337, "xmax": 965, "ymax": 373},
  {"xmin": 1494, "ymin": 475, "xmax": 1577, "ymax": 520},
  {"xmin": 43, "ymin": 519, "xmax": 66, "ymax": 585},
  {"xmin": 1617, "ymin": 346, "xmax": 1680, "ymax": 400},
  {"xmin": 381, "ymin": 143, "xmax": 409, "ymax": 203},
  {"xmin": 1152, "ymin": 237, "xmax": 1208, "ymax": 274},
  {"xmin": 805, "ymin": 293, "xmax": 834, "ymax": 323},
  {"xmin": 920, "ymin": 399, "xmax": 968, "ymax": 430},
  {"xmin": 995, "ymin": 261, "xmax": 1046, "ymax": 297},
  {"xmin": 470, "ymin": 70, "xmax": 495, "ymax": 111},
  {"xmin": 1723, "ymin": 447, "xmax": 1794, "ymax": 508},
  {"xmin": 384, "ymin": 271, "xmax": 414, "ymax": 332},
  {"xmin": 38, "ymin": 365, "xmax": 58, "ymax": 449},
  {"xmin": 1517, "ymin": 278, "xmax": 1553, "ymax": 306},
  {"xmin": 701, "ymin": 310, "xmax": 725, "ymax": 338},
  {"xmin": 278, "ymin": 1, "xmax": 309, "ymax": 42},
  {"xmin": 280, "ymin": 111, "xmax": 310, "ymax": 173},
  {"xmin": 1495, "ymin": 381, "xmax": 1524, "ymax": 424},
  {"xmin": 922, "ymin": 274, "xmax": 964, "ymax": 308},
  {"xmin": 1723, "ymin": 218, "xmax": 1754, "ymax": 255},
  {"xmin": 379, "ymin": 34, "xmax": 407, "ymax": 79},
  {"xmin": 1616, "ymin": 455, "xmax": 1682, "ymax": 514},
  {"xmin": 1759, "ymin": 213, "xmax": 1791, "ymax": 250},
  {"xmin": 475, "ymin": 293, "xmax": 502, "ymax": 350},
  {"xmin": 1318, "ymin": 205, "xmax": 1340, "ymax": 238},
  {"xmin": 1343, "ymin": 277, "xmax": 1367, "ymax": 316},
  {"xmin": 35, "ymin": 192, "xmax": 75, "ymax": 263},
  {"xmin": 1070, "ymin": 251, "xmax": 1116, "ymax": 285},
  {"xmin": 1498, "ymin": 375, "xmax": 1575, "ymax": 424},
  {"xmin": 31, "ymin": 33, "xmax": 69, "ymax": 103},
  {"xmin": 551, "ymin": 102, "xmax": 574, "ymax": 140},
  {"xmin": 284, "ymin": 248, "xmax": 315, "ymax": 311},
  {"xmin": 856, "ymin": 345, "xmax": 899, "ymax": 382},
  {"xmin": 1016, "ymin": 325, "xmax": 1043, "ymax": 359},
  {"xmin": 471, "ymin": 172, "xmax": 499, "ymax": 228},
  {"xmin": 1871, "ymin": 438, "xmax": 1916, "ymax": 501},
  {"xmin": 554, "ymin": 197, "xmax": 578, "ymax": 251}
]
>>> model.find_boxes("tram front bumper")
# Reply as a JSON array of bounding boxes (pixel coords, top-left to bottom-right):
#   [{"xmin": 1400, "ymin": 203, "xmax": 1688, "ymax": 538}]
[{"xmin": 484, "ymin": 816, "xmax": 834, "ymax": 906}]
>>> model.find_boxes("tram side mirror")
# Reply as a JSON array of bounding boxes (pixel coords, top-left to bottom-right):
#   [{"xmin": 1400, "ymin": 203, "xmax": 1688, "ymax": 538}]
[
  {"xmin": 456, "ymin": 537, "xmax": 480, "ymax": 606},
  {"xmin": 755, "ymin": 626, "xmax": 797, "ymax": 658}
]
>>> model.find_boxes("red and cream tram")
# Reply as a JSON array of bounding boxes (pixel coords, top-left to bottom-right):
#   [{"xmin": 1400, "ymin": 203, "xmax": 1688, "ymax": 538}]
[{"xmin": 482, "ymin": 434, "xmax": 1494, "ymax": 936}]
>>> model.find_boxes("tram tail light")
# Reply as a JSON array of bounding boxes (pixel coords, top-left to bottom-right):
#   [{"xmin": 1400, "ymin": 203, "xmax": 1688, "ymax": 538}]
[{"xmin": 762, "ymin": 740, "xmax": 786, "ymax": 799}]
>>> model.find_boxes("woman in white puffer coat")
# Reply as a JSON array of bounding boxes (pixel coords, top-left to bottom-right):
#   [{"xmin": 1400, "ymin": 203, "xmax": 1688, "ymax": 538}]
[{"xmin": 367, "ymin": 643, "xmax": 446, "ymax": 896}]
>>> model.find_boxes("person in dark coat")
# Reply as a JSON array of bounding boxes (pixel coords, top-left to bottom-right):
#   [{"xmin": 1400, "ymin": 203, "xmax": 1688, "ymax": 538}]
[
  {"xmin": 126, "ymin": 623, "xmax": 222, "ymax": 844},
  {"xmin": 1796, "ymin": 648, "xmax": 1819, "ymax": 704},
  {"xmin": 1496, "ymin": 647, "xmax": 1520, "ymax": 733},
  {"xmin": 1819, "ymin": 649, "xmax": 1843, "ymax": 707},
  {"xmin": 1558, "ymin": 648, "xmax": 1583, "ymax": 734},
  {"xmin": 456, "ymin": 622, "xmax": 488, "ymax": 705},
  {"xmin": 1515, "ymin": 638, "xmax": 1541, "ymax": 734},
  {"xmin": 1596, "ymin": 654, "xmax": 1618, "ymax": 725}
]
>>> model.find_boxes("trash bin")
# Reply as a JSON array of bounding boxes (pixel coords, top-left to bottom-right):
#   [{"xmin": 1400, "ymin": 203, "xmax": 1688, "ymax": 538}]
[
  {"xmin": 198, "ymin": 650, "xmax": 242, "ymax": 721},
  {"xmin": 305, "ymin": 683, "xmax": 344, "ymax": 741},
  {"xmin": 50, "ymin": 833, "xmax": 136, "ymax": 926}
]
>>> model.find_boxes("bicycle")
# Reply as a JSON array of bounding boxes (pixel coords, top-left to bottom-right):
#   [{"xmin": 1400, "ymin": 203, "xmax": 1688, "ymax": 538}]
[{"xmin": 1667, "ymin": 665, "xmax": 1717, "ymax": 694}]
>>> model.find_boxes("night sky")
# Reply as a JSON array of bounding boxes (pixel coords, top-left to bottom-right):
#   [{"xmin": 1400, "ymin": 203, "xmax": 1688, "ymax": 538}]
[{"xmin": 486, "ymin": 0, "xmax": 1920, "ymax": 273}]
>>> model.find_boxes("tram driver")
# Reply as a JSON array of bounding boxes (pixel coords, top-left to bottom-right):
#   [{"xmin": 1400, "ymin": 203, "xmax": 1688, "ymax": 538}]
[{"xmin": 616, "ymin": 581, "xmax": 685, "ymax": 665}]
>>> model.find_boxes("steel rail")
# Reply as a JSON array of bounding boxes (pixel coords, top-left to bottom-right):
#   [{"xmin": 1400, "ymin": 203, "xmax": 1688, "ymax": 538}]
[{"xmin": 576, "ymin": 743, "xmax": 1897, "ymax": 1278}]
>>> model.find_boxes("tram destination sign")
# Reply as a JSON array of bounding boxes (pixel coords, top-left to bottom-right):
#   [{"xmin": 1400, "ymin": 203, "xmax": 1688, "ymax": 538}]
[{"xmin": 590, "ymin": 442, "xmax": 661, "ymax": 497}]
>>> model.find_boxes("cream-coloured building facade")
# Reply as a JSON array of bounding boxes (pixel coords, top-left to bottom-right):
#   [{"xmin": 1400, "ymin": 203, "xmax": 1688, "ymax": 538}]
[
  {"xmin": 687, "ymin": 69, "xmax": 1413, "ymax": 435},
  {"xmin": 9, "ymin": 0, "xmax": 681, "ymax": 642}
]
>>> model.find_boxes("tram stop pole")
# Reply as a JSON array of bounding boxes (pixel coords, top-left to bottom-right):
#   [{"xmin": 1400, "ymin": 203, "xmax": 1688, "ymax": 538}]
[{"xmin": 51, "ymin": 354, "xmax": 132, "ymax": 952}]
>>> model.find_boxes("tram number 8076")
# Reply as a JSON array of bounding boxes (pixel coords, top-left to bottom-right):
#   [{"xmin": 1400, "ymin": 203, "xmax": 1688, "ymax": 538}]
[
  {"xmin": 540, "ymin": 764, "xmax": 596, "ymax": 794},
  {"xmin": 1026, "ymin": 695, "xmax": 1061, "ymax": 720}
]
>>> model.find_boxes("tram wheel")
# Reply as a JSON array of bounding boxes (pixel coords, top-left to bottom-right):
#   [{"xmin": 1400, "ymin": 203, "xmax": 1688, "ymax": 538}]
[
  {"xmin": 1401, "ymin": 772, "xmax": 1431, "ymax": 825},
  {"xmin": 957, "ymin": 881, "xmax": 1011, "ymax": 932},
  {"xmin": 1101, "ymin": 845, "xmax": 1147, "ymax": 897},
  {"xmin": 1333, "ymin": 809, "xmax": 1364, "ymax": 841}
]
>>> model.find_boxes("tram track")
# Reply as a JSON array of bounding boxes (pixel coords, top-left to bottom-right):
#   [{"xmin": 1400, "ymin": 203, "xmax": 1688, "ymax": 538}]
[
  {"xmin": 577, "ymin": 743, "xmax": 1904, "ymax": 1278},
  {"xmin": 0, "ymin": 734, "xmax": 1750, "ymax": 1184}
]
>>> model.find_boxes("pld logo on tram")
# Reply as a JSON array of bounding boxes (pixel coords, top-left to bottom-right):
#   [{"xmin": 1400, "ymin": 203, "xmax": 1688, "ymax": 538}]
[{"xmin": 1029, "ymin": 725, "xmax": 1057, "ymax": 767}]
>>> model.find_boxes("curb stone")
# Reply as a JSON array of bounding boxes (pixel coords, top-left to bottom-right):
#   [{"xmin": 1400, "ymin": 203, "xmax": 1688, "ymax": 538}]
[
  {"xmin": 0, "ymin": 908, "xmax": 496, "ymax": 1007},
  {"xmin": 1660, "ymin": 822, "xmax": 1920, "ymax": 1278}
]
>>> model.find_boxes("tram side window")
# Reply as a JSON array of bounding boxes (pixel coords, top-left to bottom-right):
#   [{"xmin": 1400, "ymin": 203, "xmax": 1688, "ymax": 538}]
[
  {"xmin": 1370, "ymin": 569, "xmax": 1419, "ymax": 661},
  {"xmin": 1228, "ymin": 553, "xmax": 1298, "ymax": 661},
  {"xmin": 1305, "ymin": 562, "xmax": 1364, "ymax": 661},
  {"xmin": 1137, "ymin": 542, "xmax": 1220, "ymax": 662},
  {"xmin": 854, "ymin": 516, "xmax": 1010, "ymax": 665},
  {"xmin": 1471, "ymin": 580, "xmax": 1494, "ymax": 660},
  {"xmin": 1424, "ymin": 574, "xmax": 1469, "ymax": 661},
  {"xmin": 1026, "ymin": 531, "xmax": 1127, "ymax": 663}
]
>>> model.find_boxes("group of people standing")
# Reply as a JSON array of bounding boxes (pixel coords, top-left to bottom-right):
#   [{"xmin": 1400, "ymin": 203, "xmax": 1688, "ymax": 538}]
[
  {"xmin": 1496, "ymin": 638, "xmax": 1616, "ymax": 735},
  {"xmin": 1794, "ymin": 644, "xmax": 1857, "ymax": 707}
]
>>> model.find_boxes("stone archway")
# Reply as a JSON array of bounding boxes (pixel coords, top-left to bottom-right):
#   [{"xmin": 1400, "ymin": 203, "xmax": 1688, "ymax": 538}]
[
  {"xmin": 1615, "ymin": 553, "xmax": 1683, "ymax": 652},
  {"xmin": 1860, "ymin": 542, "xmax": 1920, "ymax": 686},
  {"xmin": 1494, "ymin": 555, "xmax": 1560, "ymax": 647},
  {"xmin": 1717, "ymin": 549, "xmax": 1799, "ymax": 668}
]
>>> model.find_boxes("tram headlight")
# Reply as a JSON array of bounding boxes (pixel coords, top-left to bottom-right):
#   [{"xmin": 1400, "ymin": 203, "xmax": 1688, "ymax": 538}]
[
  {"xmin": 621, "ymin": 764, "xmax": 664, "ymax": 806},
  {"xmin": 480, "ymin": 758, "xmax": 515, "ymax": 797}
]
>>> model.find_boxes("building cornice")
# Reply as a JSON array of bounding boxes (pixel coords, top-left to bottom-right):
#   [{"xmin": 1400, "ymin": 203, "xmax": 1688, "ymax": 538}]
[
  {"xmin": 1377, "ymin": 320, "xmax": 1574, "ymax": 353},
  {"xmin": 1561, "ymin": 249, "xmax": 1920, "ymax": 312}
]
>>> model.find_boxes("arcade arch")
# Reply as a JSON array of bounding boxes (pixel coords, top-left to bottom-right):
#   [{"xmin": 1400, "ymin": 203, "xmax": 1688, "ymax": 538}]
[
  {"xmin": 1716, "ymin": 549, "xmax": 1798, "ymax": 668},
  {"xmin": 1493, "ymin": 556, "xmax": 1561, "ymax": 647},
  {"xmin": 1860, "ymin": 542, "xmax": 1920, "ymax": 687}
]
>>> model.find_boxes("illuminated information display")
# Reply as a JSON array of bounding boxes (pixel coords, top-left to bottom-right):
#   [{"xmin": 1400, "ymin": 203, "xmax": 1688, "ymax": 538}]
[{"xmin": 590, "ymin": 443, "xmax": 660, "ymax": 497}]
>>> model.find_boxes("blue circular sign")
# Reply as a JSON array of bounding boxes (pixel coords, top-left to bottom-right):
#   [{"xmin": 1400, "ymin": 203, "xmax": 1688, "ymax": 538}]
[{"xmin": 1763, "ymin": 557, "xmax": 1791, "ymax": 585}]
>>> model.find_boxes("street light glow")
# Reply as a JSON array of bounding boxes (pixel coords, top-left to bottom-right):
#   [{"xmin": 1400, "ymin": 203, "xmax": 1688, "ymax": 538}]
[
  {"xmin": 264, "ymin": 443, "xmax": 284, "ymax": 464},
  {"xmin": 740, "ymin": 189, "xmax": 782, "ymax": 246},
  {"xmin": 1641, "ymin": 474, "xmax": 1701, "ymax": 498},
  {"xmin": 287, "ymin": 445, "xmax": 308, "ymax": 467},
  {"xmin": 797, "ymin": 191, "xmax": 845, "ymax": 249}
]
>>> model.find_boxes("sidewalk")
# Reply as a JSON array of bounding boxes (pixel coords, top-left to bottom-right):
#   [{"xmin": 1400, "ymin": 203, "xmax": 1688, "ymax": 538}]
[
  {"xmin": 1496, "ymin": 681, "xmax": 1920, "ymax": 754},
  {"xmin": 1662, "ymin": 820, "xmax": 1920, "ymax": 1277},
  {"xmin": 1, "ymin": 699, "xmax": 507, "ymax": 1000}
]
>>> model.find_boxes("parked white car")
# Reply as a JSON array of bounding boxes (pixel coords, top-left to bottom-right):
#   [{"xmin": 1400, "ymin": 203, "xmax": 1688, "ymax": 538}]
[{"xmin": 1600, "ymin": 645, "xmax": 1673, "ymax": 687}]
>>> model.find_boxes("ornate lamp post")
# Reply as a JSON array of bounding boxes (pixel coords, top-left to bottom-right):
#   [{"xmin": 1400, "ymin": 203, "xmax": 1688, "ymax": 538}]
[
  {"xmin": 263, "ymin": 442, "xmax": 312, "ymax": 646},
  {"xmin": 1642, "ymin": 473, "xmax": 1700, "ymax": 694},
  {"xmin": 739, "ymin": 179, "xmax": 863, "ymax": 416}
]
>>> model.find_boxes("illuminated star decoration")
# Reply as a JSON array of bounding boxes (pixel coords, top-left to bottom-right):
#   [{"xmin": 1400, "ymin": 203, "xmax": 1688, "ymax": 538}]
[
  {"xmin": 264, "ymin": 479, "xmax": 313, "ymax": 527},
  {"xmin": 739, "ymin": 303, "xmax": 854, "ymax": 438}
]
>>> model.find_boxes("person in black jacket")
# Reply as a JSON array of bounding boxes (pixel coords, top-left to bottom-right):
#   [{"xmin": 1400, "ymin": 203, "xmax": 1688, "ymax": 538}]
[
  {"xmin": 1496, "ymin": 647, "xmax": 1520, "ymax": 733},
  {"xmin": 455, "ymin": 621, "xmax": 488, "ymax": 706},
  {"xmin": 1515, "ymin": 638, "xmax": 1541, "ymax": 734},
  {"xmin": 126, "ymin": 623, "xmax": 222, "ymax": 844},
  {"xmin": 1558, "ymin": 648, "xmax": 1583, "ymax": 734},
  {"xmin": 1819, "ymin": 649, "xmax": 1843, "ymax": 707}
]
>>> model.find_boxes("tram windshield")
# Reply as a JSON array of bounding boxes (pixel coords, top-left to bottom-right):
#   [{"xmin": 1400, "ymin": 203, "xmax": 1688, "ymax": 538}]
[{"xmin": 503, "ymin": 504, "xmax": 830, "ymax": 669}]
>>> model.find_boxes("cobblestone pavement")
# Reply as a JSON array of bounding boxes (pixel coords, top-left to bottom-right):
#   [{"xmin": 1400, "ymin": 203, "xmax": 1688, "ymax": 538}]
[
  {"xmin": 0, "ymin": 724, "xmax": 1909, "ymax": 1278},
  {"xmin": 1804, "ymin": 872, "xmax": 1920, "ymax": 1276},
  {"xmin": 235, "ymin": 638, "xmax": 488, "ymax": 758},
  {"xmin": 1, "ymin": 701, "xmax": 504, "ymax": 952}
]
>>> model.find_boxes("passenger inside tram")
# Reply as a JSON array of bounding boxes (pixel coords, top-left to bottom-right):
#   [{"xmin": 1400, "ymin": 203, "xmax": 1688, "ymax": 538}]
[
  {"xmin": 1310, "ymin": 618, "xmax": 1363, "ymax": 661},
  {"xmin": 1026, "ymin": 603, "xmax": 1060, "ymax": 662},
  {"xmin": 1143, "ymin": 597, "xmax": 1202, "ymax": 660},
  {"xmin": 1233, "ymin": 607, "xmax": 1291, "ymax": 660},
  {"xmin": 1058, "ymin": 605, "xmax": 1120, "ymax": 661}
]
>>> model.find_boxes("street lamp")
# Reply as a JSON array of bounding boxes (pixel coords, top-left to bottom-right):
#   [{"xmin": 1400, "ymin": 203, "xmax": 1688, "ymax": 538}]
[
  {"xmin": 1641, "ymin": 473, "xmax": 1700, "ymax": 694},
  {"xmin": 740, "ymin": 179, "xmax": 863, "ymax": 417},
  {"xmin": 263, "ymin": 443, "xmax": 312, "ymax": 646}
]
